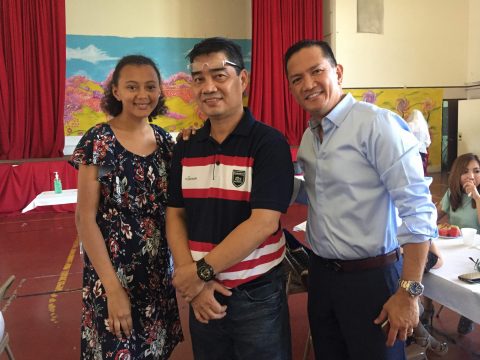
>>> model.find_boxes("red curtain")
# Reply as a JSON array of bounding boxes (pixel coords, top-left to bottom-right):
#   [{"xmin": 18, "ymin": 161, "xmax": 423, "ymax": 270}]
[
  {"xmin": 249, "ymin": 0, "xmax": 322, "ymax": 146},
  {"xmin": 0, "ymin": 0, "xmax": 66, "ymax": 159}
]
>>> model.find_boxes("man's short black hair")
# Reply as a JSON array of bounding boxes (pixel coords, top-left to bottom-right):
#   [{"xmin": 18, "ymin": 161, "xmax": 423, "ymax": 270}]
[
  {"xmin": 284, "ymin": 40, "xmax": 337, "ymax": 75},
  {"xmin": 187, "ymin": 37, "xmax": 245, "ymax": 75}
]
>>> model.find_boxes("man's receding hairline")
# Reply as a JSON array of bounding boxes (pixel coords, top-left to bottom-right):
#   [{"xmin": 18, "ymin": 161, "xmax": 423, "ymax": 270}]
[{"xmin": 286, "ymin": 44, "xmax": 328, "ymax": 76}]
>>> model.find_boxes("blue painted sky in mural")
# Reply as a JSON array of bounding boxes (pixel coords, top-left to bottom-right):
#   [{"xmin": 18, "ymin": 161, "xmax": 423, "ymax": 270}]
[{"xmin": 67, "ymin": 35, "xmax": 252, "ymax": 82}]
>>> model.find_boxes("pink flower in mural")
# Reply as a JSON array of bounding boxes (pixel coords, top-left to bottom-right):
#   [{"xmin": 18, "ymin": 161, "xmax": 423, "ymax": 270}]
[
  {"xmin": 64, "ymin": 75, "xmax": 104, "ymax": 124},
  {"xmin": 396, "ymin": 97, "xmax": 410, "ymax": 118},
  {"xmin": 422, "ymin": 99, "xmax": 434, "ymax": 112},
  {"xmin": 362, "ymin": 90, "xmax": 377, "ymax": 104},
  {"xmin": 422, "ymin": 98, "xmax": 435, "ymax": 122},
  {"xmin": 165, "ymin": 111, "xmax": 186, "ymax": 120}
]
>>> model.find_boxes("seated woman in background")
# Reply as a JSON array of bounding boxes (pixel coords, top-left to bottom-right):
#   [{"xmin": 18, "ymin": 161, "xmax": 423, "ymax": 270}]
[{"xmin": 436, "ymin": 153, "xmax": 480, "ymax": 335}]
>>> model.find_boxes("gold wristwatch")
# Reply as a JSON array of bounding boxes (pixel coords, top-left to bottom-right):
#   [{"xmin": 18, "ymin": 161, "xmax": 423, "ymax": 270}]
[{"xmin": 398, "ymin": 279, "xmax": 424, "ymax": 297}]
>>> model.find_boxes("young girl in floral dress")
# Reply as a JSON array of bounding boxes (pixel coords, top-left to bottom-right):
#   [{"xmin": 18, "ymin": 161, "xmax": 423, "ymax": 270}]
[{"xmin": 70, "ymin": 55, "xmax": 183, "ymax": 359}]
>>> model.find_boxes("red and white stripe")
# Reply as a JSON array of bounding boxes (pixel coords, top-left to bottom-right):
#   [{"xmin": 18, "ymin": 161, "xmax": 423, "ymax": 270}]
[
  {"xmin": 182, "ymin": 155, "xmax": 253, "ymax": 201},
  {"xmin": 189, "ymin": 230, "xmax": 286, "ymax": 288}
]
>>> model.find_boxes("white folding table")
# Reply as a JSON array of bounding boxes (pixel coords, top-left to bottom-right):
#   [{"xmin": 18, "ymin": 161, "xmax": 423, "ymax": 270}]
[{"xmin": 22, "ymin": 189, "xmax": 78, "ymax": 213}]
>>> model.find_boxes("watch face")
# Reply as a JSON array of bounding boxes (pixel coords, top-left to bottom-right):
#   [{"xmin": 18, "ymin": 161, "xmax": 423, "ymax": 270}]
[
  {"xmin": 409, "ymin": 282, "xmax": 424, "ymax": 296},
  {"xmin": 197, "ymin": 259, "xmax": 214, "ymax": 282},
  {"xmin": 200, "ymin": 266, "xmax": 213, "ymax": 280}
]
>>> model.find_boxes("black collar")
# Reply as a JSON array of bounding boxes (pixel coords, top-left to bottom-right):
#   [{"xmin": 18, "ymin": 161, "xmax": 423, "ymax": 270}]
[{"xmin": 194, "ymin": 107, "xmax": 256, "ymax": 142}]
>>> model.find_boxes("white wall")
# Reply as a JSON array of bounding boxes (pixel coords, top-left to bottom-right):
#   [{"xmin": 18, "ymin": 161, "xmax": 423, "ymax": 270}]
[
  {"xmin": 67, "ymin": 0, "xmax": 476, "ymax": 89},
  {"xmin": 333, "ymin": 0, "xmax": 469, "ymax": 88},
  {"xmin": 467, "ymin": 0, "xmax": 480, "ymax": 85},
  {"xmin": 458, "ymin": 99, "xmax": 480, "ymax": 155},
  {"xmin": 66, "ymin": 0, "xmax": 251, "ymax": 39}
]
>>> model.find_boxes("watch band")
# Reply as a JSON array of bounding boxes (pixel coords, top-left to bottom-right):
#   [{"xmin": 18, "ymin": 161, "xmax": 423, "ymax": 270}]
[{"xmin": 398, "ymin": 279, "xmax": 424, "ymax": 297}]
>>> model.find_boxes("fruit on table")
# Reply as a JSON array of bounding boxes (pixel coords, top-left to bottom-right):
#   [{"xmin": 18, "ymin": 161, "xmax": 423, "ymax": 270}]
[{"xmin": 438, "ymin": 223, "xmax": 461, "ymax": 237}]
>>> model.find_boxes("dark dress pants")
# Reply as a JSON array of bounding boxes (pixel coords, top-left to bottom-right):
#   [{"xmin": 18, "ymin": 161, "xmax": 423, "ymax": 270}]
[{"xmin": 308, "ymin": 255, "xmax": 406, "ymax": 360}]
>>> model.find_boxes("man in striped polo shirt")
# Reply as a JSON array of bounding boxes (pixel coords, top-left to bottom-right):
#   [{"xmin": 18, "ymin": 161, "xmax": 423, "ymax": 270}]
[{"xmin": 166, "ymin": 37, "xmax": 294, "ymax": 360}]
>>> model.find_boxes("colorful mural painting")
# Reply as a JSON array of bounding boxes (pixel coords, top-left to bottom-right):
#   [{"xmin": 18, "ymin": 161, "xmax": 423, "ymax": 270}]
[
  {"xmin": 65, "ymin": 35, "xmax": 251, "ymax": 136},
  {"xmin": 347, "ymin": 88, "xmax": 443, "ymax": 170},
  {"xmin": 66, "ymin": 36, "xmax": 443, "ymax": 169}
]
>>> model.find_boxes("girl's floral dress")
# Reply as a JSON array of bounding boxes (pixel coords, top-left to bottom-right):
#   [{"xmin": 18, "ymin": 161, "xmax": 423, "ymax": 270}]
[{"xmin": 70, "ymin": 123, "xmax": 183, "ymax": 360}]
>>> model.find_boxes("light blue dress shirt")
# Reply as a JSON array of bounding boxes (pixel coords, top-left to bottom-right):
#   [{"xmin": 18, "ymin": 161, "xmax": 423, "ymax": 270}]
[{"xmin": 295, "ymin": 93, "xmax": 437, "ymax": 259}]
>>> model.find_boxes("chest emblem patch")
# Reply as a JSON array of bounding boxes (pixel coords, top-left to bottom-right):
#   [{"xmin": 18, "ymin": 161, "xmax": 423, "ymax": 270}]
[{"xmin": 232, "ymin": 169, "xmax": 246, "ymax": 187}]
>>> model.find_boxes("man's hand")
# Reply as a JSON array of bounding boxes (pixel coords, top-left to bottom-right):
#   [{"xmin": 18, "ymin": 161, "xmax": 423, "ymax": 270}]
[
  {"xmin": 191, "ymin": 281, "xmax": 232, "ymax": 323},
  {"xmin": 173, "ymin": 261, "xmax": 205, "ymax": 301},
  {"xmin": 373, "ymin": 291, "xmax": 419, "ymax": 346}
]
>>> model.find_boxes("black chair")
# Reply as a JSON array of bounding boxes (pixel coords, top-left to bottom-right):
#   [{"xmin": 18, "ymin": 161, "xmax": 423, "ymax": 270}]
[{"xmin": 283, "ymin": 229, "xmax": 312, "ymax": 360}]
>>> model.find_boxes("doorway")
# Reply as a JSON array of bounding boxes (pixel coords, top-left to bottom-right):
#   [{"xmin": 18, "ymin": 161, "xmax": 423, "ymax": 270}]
[{"xmin": 441, "ymin": 99, "xmax": 461, "ymax": 172}]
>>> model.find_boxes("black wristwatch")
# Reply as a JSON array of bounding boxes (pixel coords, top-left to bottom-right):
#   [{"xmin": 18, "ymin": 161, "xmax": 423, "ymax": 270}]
[
  {"xmin": 196, "ymin": 258, "xmax": 215, "ymax": 282},
  {"xmin": 398, "ymin": 279, "xmax": 424, "ymax": 297}
]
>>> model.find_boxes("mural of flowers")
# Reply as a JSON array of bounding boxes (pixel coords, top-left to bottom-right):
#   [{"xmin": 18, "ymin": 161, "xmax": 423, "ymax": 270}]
[
  {"xmin": 65, "ymin": 35, "xmax": 252, "ymax": 136},
  {"xmin": 362, "ymin": 90, "xmax": 377, "ymax": 104},
  {"xmin": 349, "ymin": 88, "xmax": 443, "ymax": 171},
  {"xmin": 63, "ymin": 73, "xmax": 205, "ymax": 135},
  {"xmin": 422, "ymin": 98, "xmax": 435, "ymax": 123},
  {"xmin": 396, "ymin": 97, "xmax": 410, "ymax": 119}
]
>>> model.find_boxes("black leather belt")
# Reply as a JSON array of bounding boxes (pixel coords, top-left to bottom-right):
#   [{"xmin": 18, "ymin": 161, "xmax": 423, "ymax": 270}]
[{"xmin": 311, "ymin": 248, "xmax": 400, "ymax": 272}]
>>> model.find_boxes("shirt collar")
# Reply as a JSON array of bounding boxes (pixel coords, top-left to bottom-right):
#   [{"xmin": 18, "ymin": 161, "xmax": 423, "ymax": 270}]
[
  {"xmin": 194, "ymin": 107, "xmax": 255, "ymax": 142},
  {"xmin": 308, "ymin": 93, "xmax": 356, "ymax": 132}
]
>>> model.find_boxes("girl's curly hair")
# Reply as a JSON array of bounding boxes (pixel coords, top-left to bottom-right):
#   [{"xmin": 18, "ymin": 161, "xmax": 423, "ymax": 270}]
[{"xmin": 101, "ymin": 55, "xmax": 168, "ymax": 121}]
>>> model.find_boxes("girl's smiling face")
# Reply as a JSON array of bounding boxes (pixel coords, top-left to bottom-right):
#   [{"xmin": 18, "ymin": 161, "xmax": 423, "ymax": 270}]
[{"xmin": 112, "ymin": 64, "xmax": 162, "ymax": 120}]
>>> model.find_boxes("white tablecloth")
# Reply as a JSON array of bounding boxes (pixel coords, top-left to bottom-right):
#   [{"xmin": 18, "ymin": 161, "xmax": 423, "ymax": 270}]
[
  {"xmin": 292, "ymin": 219, "xmax": 480, "ymax": 323},
  {"xmin": 423, "ymin": 236, "xmax": 480, "ymax": 324},
  {"xmin": 21, "ymin": 189, "xmax": 78, "ymax": 213}
]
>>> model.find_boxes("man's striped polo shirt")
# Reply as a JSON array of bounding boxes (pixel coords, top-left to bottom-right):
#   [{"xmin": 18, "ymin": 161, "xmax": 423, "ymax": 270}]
[{"xmin": 168, "ymin": 108, "xmax": 294, "ymax": 288}]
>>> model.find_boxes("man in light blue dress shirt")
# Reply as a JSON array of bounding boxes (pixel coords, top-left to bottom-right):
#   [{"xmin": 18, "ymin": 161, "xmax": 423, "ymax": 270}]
[{"xmin": 285, "ymin": 40, "xmax": 438, "ymax": 360}]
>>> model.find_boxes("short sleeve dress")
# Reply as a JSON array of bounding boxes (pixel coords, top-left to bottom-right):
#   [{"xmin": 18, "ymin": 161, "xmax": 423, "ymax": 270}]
[
  {"xmin": 70, "ymin": 123, "xmax": 183, "ymax": 360},
  {"xmin": 440, "ymin": 189, "xmax": 480, "ymax": 231}
]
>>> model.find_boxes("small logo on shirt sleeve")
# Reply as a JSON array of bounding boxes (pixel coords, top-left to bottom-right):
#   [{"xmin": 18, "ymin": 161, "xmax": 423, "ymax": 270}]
[{"xmin": 232, "ymin": 170, "xmax": 246, "ymax": 187}]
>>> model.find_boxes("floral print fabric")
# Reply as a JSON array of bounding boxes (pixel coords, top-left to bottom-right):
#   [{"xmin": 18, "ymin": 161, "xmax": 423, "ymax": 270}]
[{"xmin": 70, "ymin": 123, "xmax": 183, "ymax": 360}]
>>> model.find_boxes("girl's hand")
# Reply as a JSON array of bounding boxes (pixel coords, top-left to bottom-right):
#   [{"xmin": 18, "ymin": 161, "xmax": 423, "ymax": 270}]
[
  {"xmin": 106, "ymin": 286, "xmax": 133, "ymax": 339},
  {"xmin": 463, "ymin": 181, "xmax": 480, "ymax": 200}
]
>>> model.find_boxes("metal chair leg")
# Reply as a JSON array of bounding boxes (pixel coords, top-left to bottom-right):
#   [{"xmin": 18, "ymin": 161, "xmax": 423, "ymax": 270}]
[
  {"xmin": 5, "ymin": 342, "xmax": 15, "ymax": 360},
  {"xmin": 436, "ymin": 305, "xmax": 444, "ymax": 318},
  {"xmin": 1, "ymin": 333, "xmax": 15, "ymax": 360}
]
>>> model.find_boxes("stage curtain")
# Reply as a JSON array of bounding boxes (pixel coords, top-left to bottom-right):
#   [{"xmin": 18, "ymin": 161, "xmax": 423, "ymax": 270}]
[
  {"xmin": 0, "ymin": 0, "xmax": 66, "ymax": 159},
  {"xmin": 248, "ymin": 0, "xmax": 322, "ymax": 145},
  {"xmin": 0, "ymin": 161, "xmax": 77, "ymax": 215}
]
